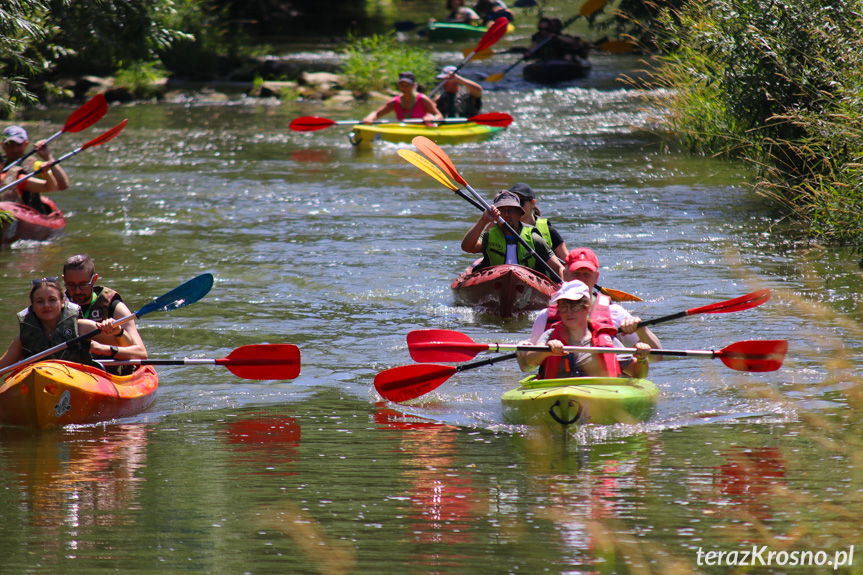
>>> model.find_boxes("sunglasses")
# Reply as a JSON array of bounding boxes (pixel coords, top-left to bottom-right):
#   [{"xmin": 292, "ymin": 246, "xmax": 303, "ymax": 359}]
[
  {"xmin": 557, "ymin": 300, "xmax": 590, "ymax": 313},
  {"xmin": 64, "ymin": 274, "xmax": 96, "ymax": 290},
  {"xmin": 31, "ymin": 276, "xmax": 59, "ymax": 286}
]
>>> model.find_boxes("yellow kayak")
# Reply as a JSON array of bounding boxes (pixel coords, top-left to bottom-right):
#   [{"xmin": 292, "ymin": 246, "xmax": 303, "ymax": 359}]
[{"xmin": 349, "ymin": 122, "xmax": 505, "ymax": 148}]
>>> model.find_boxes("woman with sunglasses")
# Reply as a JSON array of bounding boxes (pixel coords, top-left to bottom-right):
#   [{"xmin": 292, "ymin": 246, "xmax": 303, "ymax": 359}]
[
  {"xmin": 0, "ymin": 277, "xmax": 130, "ymax": 370},
  {"xmin": 363, "ymin": 72, "xmax": 443, "ymax": 128},
  {"xmin": 518, "ymin": 280, "xmax": 651, "ymax": 379}
]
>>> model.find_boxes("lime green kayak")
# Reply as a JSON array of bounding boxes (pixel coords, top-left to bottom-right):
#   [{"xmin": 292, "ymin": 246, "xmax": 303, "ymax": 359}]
[
  {"xmin": 348, "ymin": 122, "xmax": 504, "ymax": 148},
  {"xmin": 501, "ymin": 375, "xmax": 659, "ymax": 427},
  {"xmin": 426, "ymin": 22, "xmax": 515, "ymax": 42}
]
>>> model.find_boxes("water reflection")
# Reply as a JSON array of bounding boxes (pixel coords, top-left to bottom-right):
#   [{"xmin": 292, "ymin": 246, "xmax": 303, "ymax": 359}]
[
  {"xmin": 222, "ymin": 413, "xmax": 302, "ymax": 477},
  {"xmin": 0, "ymin": 424, "xmax": 149, "ymax": 556}
]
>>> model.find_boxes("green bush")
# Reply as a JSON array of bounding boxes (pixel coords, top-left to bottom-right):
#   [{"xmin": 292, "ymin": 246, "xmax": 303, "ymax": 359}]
[
  {"xmin": 646, "ymin": 0, "xmax": 863, "ymax": 247},
  {"xmin": 114, "ymin": 61, "xmax": 168, "ymax": 99},
  {"xmin": 341, "ymin": 33, "xmax": 437, "ymax": 95}
]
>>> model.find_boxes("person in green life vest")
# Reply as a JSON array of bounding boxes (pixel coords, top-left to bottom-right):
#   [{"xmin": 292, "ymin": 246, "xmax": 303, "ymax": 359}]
[
  {"xmin": 507, "ymin": 183, "xmax": 569, "ymax": 264},
  {"xmin": 461, "ymin": 190, "xmax": 564, "ymax": 278},
  {"xmin": 0, "ymin": 277, "xmax": 131, "ymax": 370},
  {"xmin": 62, "ymin": 254, "xmax": 148, "ymax": 366}
]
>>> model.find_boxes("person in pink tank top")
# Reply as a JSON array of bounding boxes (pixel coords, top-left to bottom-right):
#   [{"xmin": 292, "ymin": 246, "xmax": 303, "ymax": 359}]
[{"xmin": 363, "ymin": 72, "xmax": 443, "ymax": 127}]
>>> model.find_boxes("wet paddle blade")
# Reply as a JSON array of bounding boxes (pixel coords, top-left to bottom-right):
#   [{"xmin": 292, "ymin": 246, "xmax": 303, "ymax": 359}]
[
  {"xmin": 374, "ymin": 364, "xmax": 457, "ymax": 402},
  {"xmin": 484, "ymin": 72, "xmax": 506, "ymax": 83},
  {"xmin": 464, "ymin": 47, "xmax": 497, "ymax": 60},
  {"xmin": 399, "ymin": 150, "xmax": 459, "ymax": 191},
  {"xmin": 412, "ymin": 136, "xmax": 467, "ymax": 186},
  {"xmin": 477, "ymin": 17, "xmax": 510, "ymax": 53},
  {"xmin": 407, "ymin": 329, "xmax": 489, "ymax": 362},
  {"xmin": 221, "ymin": 344, "xmax": 301, "ymax": 380},
  {"xmin": 81, "ymin": 119, "xmax": 128, "ymax": 150},
  {"xmin": 597, "ymin": 40, "xmax": 636, "ymax": 53},
  {"xmin": 471, "ymin": 112, "xmax": 513, "ymax": 127},
  {"xmin": 716, "ymin": 340, "xmax": 787, "ymax": 372},
  {"xmin": 137, "ymin": 273, "xmax": 214, "ymax": 317},
  {"xmin": 689, "ymin": 289, "xmax": 771, "ymax": 315},
  {"xmin": 598, "ymin": 285, "xmax": 643, "ymax": 302},
  {"xmin": 64, "ymin": 94, "xmax": 108, "ymax": 132},
  {"xmin": 289, "ymin": 116, "xmax": 337, "ymax": 132},
  {"xmin": 579, "ymin": 0, "xmax": 607, "ymax": 16}
]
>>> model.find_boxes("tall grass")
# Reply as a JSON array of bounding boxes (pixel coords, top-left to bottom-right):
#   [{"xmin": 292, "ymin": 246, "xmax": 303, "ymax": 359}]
[
  {"xmin": 644, "ymin": 0, "xmax": 863, "ymax": 248},
  {"xmin": 341, "ymin": 34, "xmax": 437, "ymax": 96}
]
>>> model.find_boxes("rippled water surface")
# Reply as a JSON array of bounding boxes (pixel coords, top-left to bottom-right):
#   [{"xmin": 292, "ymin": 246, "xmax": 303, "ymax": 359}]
[{"xmin": 1, "ymin": 38, "xmax": 863, "ymax": 575}]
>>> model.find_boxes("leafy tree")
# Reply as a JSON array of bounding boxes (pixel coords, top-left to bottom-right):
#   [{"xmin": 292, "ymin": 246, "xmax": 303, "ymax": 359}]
[{"xmin": 0, "ymin": 0, "xmax": 49, "ymax": 117}]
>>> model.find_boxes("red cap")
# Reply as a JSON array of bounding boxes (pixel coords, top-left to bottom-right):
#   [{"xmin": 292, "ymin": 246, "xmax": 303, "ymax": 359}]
[{"xmin": 566, "ymin": 248, "xmax": 599, "ymax": 273}]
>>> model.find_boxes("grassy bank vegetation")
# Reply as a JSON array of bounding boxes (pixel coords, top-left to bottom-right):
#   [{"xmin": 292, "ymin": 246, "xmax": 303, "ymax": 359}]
[
  {"xmin": 341, "ymin": 34, "xmax": 436, "ymax": 96},
  {"xmin": 644, "ymin": 0, "xmax": 863, "ymax": 248}
]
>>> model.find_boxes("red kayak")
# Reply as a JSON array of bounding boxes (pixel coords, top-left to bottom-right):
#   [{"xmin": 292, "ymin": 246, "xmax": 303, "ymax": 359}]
[
  {"xmin": 451, "ymin": 263, "xmax": 559, "ymax": 317},
  {"xmin": 0, "ymin": 197, "xmax": 66, "ymax": 243}
]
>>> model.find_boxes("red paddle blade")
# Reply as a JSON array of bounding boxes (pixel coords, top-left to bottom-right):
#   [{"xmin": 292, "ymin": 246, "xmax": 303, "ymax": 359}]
[
  {"xmin": 64, "ymin": 94, "xmax": 108, "ymax": 132},
  {"xmin": 412, "ymin": 136, "xmax": 467, "ymax": 186},
  {"xmin": 716, "ymin": 340, "xmax": 787, "ymax": 372},
  {"xmin": 476, "ymin": 17, "xmax": 510, "ymax": 53},
  {"xmin": 689, "ymin": 289, "xmax": 772, "ymax": 316},
  {"xmin": 374, "ymin": 364, "xmax": 457, "ymax": 402},
  {"xmin": 289, "ymin": 116, "xmax": 337, "ymax": 132},
  {"xmin": 82, "ymin": 119, "xmax": 128, "ymax": 150},
  {"xmin": 221, "ymin": 344, "xmax": 301, "ymax": 380},
  {"xmin": 407, "ymin": 329, "xmax": 489, "ymax": 362},
  {"xmin": 470, "ymin": 112, "xmax": 513, "ymax": 127}
]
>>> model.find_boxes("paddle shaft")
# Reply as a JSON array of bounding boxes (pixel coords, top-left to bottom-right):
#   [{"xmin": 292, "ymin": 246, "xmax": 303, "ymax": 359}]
[
  {"xmin": 98, "ymin": 358, "xmax": 292, "ymax": 367},
  {"xmin": 428, "ymin": 17, "xmax": 509, "ymax": 97},
  {"xmin": 477, "ymin": 342, "xmax": 714, "ymax": 359},
  {"xmin": 3, "ymin": 94, "xmax": 107, "ymax": 171},
  {"xmin": 456, "ymin": 351, "xmax": 518, "ymax": 372},
  {"xmin": 0, "ymin": 120, "xmax": 127, "ymax": 196}
]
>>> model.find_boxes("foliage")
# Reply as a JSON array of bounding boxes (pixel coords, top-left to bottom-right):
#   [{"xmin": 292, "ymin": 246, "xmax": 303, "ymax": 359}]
[
  {"xmin": 0, "ymin": 0, "xmax": 49, "ymax": 118},
  {"xmin": 114, "ymin": 61, "xmax": 169, "ymax": 99},
  {"xmin": 341, "ymin": 33, "xmax": 437, "ymax": 95},
  {"xmin": 645, "ymin": 0, "xmax": 863, "ymax": 247}
]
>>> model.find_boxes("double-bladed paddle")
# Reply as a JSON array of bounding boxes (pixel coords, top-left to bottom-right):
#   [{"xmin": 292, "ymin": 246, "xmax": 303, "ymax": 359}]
[
  {"xmin": 375, "ymin": 335, "xmax": 788, "ymax": 402},
  {"xmin": 408, "ymin": 135, "xmax": 640, "ymax": 302},
  {"xmin": 289, "ymin": 112, "xmax": 513, "ymax": 132},
  {"xmin": 428, "ymin": 17, "xmax": 510, "ymax": 98},
  {"xmin": 97, "ymin": 344, "xmax": 301, "ymax": 380},
  {"xmin": 636, "ymin": 289, "xmax": 771, "ymax": 329},
  {"xmin": 0, "ymin": 273, "xmax": 214, "ymax": 377},
  {"xmin": 0, "ymin": 120, "xmax": 128, "ymax": 196},
  {"xmin": 2, "ymin": 94, "xmax": 108, "ymax": 172}
]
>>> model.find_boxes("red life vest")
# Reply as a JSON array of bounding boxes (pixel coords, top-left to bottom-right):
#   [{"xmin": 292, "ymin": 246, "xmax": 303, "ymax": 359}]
[{"xmin": 539, "ymin": 294, "xmax": 621, "ymax": 378}]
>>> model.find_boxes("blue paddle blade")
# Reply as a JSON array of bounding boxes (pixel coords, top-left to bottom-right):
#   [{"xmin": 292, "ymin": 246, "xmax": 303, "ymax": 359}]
[{"xmin": 137, "ymin": 273, "xmax": 214, "ymax": 317}]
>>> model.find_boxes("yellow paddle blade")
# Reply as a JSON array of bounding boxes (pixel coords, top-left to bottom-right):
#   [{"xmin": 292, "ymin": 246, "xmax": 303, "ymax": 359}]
[
  {"xmin": 597, "ymin": 40, "xmax": 636, "ymax": 53},
  {"xmin": 398, "ymin": 149, "xmax": 459, "ymax": 191},
  {"xmin": 463, "ymin": 47, "xmax": 496, "ymax": 60},
  {"xmin": 599, "ymin": 286, "xmax": 643, "ymax": 302},
  {"xmin": 579, "ymin": 0, "xmax": 607, "ymax": 16},
  {"xmin": 484, "ymin": 72, "xmax": 505, "ymax": 82}
]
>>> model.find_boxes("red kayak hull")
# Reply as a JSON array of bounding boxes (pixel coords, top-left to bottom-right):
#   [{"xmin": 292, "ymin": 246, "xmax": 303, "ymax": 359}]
[
  {"xmin": 451, "ymin": 264, "xmax": 559, "ymax": 317},
  {"xmin": 0, "ymin": 197, "xmax": 66, "ymax": 243}
]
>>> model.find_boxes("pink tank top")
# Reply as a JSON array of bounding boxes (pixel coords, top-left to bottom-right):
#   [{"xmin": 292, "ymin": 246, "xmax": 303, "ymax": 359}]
[{"xmin": 393, "ymin": 94, "xmax": 428, "ymax": 120}]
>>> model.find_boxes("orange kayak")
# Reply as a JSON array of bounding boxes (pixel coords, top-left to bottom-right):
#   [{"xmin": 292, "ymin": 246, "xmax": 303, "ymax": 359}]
[
  {"xmin": 451, "ymin": 263, "xmax": 559, "ymax": 317},
  {"xmin": 0, "ymin": 360, "xmax": 158, "ymax": 429}
]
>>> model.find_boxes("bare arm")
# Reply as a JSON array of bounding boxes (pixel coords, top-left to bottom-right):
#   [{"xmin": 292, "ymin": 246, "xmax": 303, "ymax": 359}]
[
  {"xmin": 461, "ymin": 208, "xmax": 497, "ymax": 253},
  {"xmin": 618, "ymin": 316, "xmax": 662, "ymax": 361},
  {"xmin": 621, "ymin": 342, "xmax": 651, "ymax": 377},
  {"xmin": 0, "ymin": 337, "xmax": 23, "ymax": 370},
  {"xmin": 420, "ymin": 94, "xmax": 444, "ymax": 125},
  {"xmin": 84, "ymin": 302, "xmax": 148, "ymax": 360},
  {"xmin": 34, "ymin": 141, "xmax": 69, "ymax": 191},
  {"xmin": 363, "ymin": 100, "xmax": 395, "ymax": 124}
]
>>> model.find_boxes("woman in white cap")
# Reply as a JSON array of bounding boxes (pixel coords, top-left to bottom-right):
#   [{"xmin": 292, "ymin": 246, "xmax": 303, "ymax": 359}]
[
  {"xmin": 363, "ymin": 72, "xmax": 443, "ymax": 127},
  {"xmin": 518, "ymin": 280, "xmax": 651, "ymax": 379}
]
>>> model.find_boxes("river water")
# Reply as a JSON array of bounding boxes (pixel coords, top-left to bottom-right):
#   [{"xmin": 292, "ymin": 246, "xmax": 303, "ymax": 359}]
[{"xmin": 1, "ymin": 31, "xmax": 863, "ymax": 575}]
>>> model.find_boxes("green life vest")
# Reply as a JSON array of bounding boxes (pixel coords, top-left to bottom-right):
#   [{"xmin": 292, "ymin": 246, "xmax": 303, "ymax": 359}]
[
  {"xmin": 17, "ymin": 301, "xmax": 94, "ymax": 365},
  {"xmin": 534, "ymin": 217, "xmax": 552, "ymax": 250},
  {"xmin": 486, "ymin": 224, "xmax": 537, "ymax": 268}
]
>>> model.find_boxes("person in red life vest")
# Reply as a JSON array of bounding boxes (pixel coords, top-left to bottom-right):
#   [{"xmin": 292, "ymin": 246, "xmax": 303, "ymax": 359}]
[
  {"xmin": 62, "ymin": 254, "xmax": 148, "ymax": 369},
  {"xmin": 0, "ymin": 277, "xmax": 132, "ymax": 370},
  {"xmin": 460, "ymin": 190, "xmax": 564, "ymax": 279},
  {"xmin": 526, "ymin": 247, "xmax": 662, "ymax": 353},
  {"xmin": 517, "ymin": 280, "xmax": 651, "ymax": 379},
  {"xmin": 362, "ymin": 72, "xmax": 444, "ymax": 128}
]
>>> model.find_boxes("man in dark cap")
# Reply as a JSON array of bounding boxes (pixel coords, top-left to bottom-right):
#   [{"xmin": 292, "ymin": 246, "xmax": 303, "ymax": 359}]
[
  {"xmin": 460, "ymin": 190, "xmax": 564, "ymax": 278},
  {"xmin": 433, "ymin": 65, "xmax": 483, "ymax": 118},
  {"xmin": 507, "ymin": 182, "xmax": 569, "ymax": 262}
]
